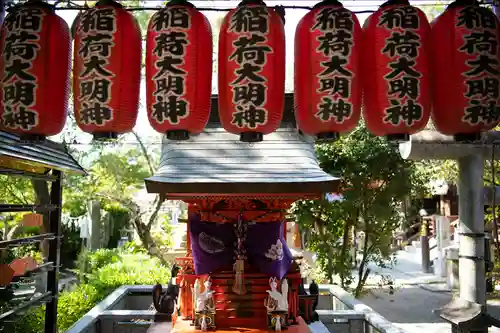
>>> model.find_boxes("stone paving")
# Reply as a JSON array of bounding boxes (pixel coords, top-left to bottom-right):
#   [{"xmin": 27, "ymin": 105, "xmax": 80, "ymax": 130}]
[{"xmin": 357, "ymin": 251, "xmax": 500, "ymax": 333}]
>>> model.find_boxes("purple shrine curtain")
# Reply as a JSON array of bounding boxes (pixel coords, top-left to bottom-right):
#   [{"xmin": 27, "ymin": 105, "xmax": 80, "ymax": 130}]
[
  {"xmin": 189, "ymin": 215, "xmax": 235, "ymax": 275},
  {"xmin": 245, "ymin": 221, "xmax": 292, "ymax": 279},
  {"xmin": 189, "ymin": 215, "xmax": 292, "ymax": 279}
]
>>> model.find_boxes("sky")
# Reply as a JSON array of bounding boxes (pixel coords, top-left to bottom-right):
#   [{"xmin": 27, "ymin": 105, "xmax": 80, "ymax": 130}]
[{"xmin": 45, "ymin": 0, "xmax": 451, "ymax": 146}]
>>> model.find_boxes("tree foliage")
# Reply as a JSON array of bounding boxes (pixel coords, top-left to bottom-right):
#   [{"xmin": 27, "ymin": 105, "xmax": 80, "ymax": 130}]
[
  {"xmin": 61, "ymin": 133, "xmax": 172, "ymax": 263},
  {"xmin": 64, "ymin": 147, "xmax": 152, "ymax": 214},
  {"xmin": 293, "ymin": 126, "xmax": 430, "ymax": 295}
]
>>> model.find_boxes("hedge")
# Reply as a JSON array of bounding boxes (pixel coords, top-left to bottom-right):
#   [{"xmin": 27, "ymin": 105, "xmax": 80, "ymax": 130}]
[{"xmin": 10, "ymin": 249, "xmax": 171, "ymax": 333}]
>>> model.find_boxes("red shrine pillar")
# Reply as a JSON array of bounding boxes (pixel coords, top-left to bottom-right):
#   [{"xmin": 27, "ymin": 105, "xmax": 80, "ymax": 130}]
[
  {"xmin": 282, "ymin": 211, "xmax": 287, "ymax": 240},
  {"xmin": 178, "ymin": 204, "xmax": 197, "ymax": 319},
  {"xmin": 287, "ymin": 276, "xmax": 300, "ymax": 323}
]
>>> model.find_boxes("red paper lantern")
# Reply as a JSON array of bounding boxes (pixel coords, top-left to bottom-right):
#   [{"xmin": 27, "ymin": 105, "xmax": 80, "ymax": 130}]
[
  {"xmin": 146, "ymin": 1, "xmax": 212, "ymax": 140},
  {"xmin": 431, "ymin": 1, "xmax": 500, "ymax": 138},
  {"xmin": 218, "ymin": 0, "xmax": 285, "ymax": 142},
  {"xmin": 0, "ymin": 1, "xmax": 71, "ymax": 140},
  {"xmin": 73, "ymin": 0, "xmax": 141, "ymax": 140},
  {"xmin": 294, "ymin": 1, "xmax": 362, "ymax": 140},
  {"xmin": 362, "ymin": 0, "xmax": 431, "ymax": 140},
  {"xmin": 0, "ymin": 264, "xmax": 14, "ymax": 286}
]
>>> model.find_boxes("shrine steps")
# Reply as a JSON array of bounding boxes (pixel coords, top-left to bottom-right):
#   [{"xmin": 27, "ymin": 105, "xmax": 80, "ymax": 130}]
[
  {"xmin": 170, "ymin": 317, "xmax": 311, "ymax": 333},
  {"xmin": 210, "ymin": 272, "xmax": 273, "ymax": 329}
]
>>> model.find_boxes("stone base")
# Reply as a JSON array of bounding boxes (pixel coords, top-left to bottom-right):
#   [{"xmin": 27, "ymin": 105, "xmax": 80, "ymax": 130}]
[
  {"xmin": 194, "ymin": 311, "xmax": 216, "ymax": 330},
  {"xmin": 267, "ymin": 311, "xmax": 288, "ymax": 330}
]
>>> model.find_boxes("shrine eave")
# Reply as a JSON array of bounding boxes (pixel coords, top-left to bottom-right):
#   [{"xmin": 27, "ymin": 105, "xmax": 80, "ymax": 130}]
[
  {"xmin": 145, "ymin": 126, "xmax": 340, "ymax": 197},
  {"xmin": 0, "ymin": 131, "xmax": 86, "ymax": 175}
]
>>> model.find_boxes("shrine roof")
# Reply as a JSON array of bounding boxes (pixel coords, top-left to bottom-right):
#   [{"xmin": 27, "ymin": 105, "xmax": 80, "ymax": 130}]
[
  {"xmin": 0, "ymin": 131, "xmax": 86, "ymax": 175},
  {"xmin": 145, "ymin": 124, "xmax": 340, "ymax": 197}
]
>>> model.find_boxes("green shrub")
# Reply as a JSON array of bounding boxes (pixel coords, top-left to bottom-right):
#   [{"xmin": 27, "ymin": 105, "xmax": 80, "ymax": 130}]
[
  {"xmin": 121, "ymin": 240, "xmax": 148, "ymax": 254},
  {"xmin": 86, "ymin": 248, "xmax": 122, "ymax": 272},
  {"xmin": 76, "ymin": 248, "xmax": 121, "ymax": 282},
  {"xmin": 57, "ymin": 284, "xmax": 102, "ymax": 332},
  {"xmin": 10, "ymin": 251, "xmax": 171, "ymax": 333},
  {"xmin": 89, "ymin": 254, "xmax": 171, "ymax": 293}
]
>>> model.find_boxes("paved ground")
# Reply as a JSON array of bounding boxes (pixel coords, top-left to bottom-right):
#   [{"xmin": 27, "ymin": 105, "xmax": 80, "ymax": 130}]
[{"xmin": 355, "ymin": 251, "xmax": 500, "ymax": 333}]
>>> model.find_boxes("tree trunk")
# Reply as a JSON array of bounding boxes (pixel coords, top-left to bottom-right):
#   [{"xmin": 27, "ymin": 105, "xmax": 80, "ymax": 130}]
[
  {"xmin": 133, "ymin": 215, "xmax": 168, "ymax": 266},
  {"xmin": 354, "ymin": 229, "xmax": 370, "ymax": 297},
  {"xmin": 354, "ymin": 265, "xmax": 370, "ymax": 298},
  {"xmin": 130, "ymin": 132, "xmax": 171, "ymax": 265},
  {"xmin": 339, "ymin": 220, "xmax": 351, "ymax": 288},
  {"xmin": 32, "ymin": 179, "xmax": 50, "ymax": 259},
  {"xmin": 326, "ymin": 246, "xmax": 334, "ymax": 284}
]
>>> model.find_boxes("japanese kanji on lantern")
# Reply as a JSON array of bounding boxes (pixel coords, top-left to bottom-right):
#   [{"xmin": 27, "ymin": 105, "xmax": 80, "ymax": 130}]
[
  {"xmin": 294, "ymin": 0, "xmax": 362, "ymax": 141},
  {"xmin": 73, "ymin": 0, "xmax": 142, "ymax": 140},
  {"xmin": 362, "ymin": 0, "xmax": 431, "ymax": 141},
  {"xmin": 0, "ymin": 1, "xmax": 71, "ymax": 140},
  {"xmin": 218, "ymin": 0, "xmax": 285, "ymax": 143},
  {"xmin": 146, "ymin": 0, "xmax": 212, "ymax": 141},
  {"xmin": 431, "ymin": 1, "xmax": 500, "ymax": 139}
]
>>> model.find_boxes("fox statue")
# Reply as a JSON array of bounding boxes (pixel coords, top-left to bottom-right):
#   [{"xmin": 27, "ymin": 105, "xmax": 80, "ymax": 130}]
[{"xmin": 152, "ymin": 264, "xmax": 181, "ymax": 316}]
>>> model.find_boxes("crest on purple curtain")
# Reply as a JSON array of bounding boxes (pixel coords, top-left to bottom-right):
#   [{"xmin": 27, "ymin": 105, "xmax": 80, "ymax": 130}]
[
  {"xmin": 189, "ymin": 214, "xmax": 235, "ymax": 275},
  {"xmin": 245, "ymin": 221, "xmax": 292, "ymax": 279}
]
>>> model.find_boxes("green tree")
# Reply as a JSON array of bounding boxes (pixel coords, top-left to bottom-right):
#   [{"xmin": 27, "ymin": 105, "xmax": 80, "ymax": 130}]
[
  {"xmin": 63, "ymin": 133, "xmax": 169, "ymax": 263},
  {"xmin": 294, "ymin": 125, "xmax": 429, "ymax": 296}
]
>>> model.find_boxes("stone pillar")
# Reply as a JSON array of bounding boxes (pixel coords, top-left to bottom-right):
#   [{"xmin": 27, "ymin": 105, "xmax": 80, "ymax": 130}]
[
  {"xmin": 87, "ymin": 200, "xmax": 101, "ymax": 251},
  {"xmin": 421, "ymin": 219, "xmax": 431, "ymax": 273},
  {"xmin": 457, "ymin": 155, "xmax": 487, "ymax": 333}
]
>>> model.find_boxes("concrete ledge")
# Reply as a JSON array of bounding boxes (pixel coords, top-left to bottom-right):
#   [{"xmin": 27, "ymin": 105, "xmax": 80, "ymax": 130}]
[
  {"xmin": 67, "ymin": 284, "xmax": 408, "ymax": 333},
  {"xmin": 66, "ymin": 285, "xmax": 164, "ymax": 333},
  {"xmin": 316, "ymin": 310, "xmax": 364, "ymax": 322},
  {"xmin": 98, "ymin": 310, "xmax": 159, "ymax": 320},
  {"xmin": 309, "ymin": 321, "xmax": 333, "ymax": 333},
  {"xmin": 308, "ymin": 284, "xmax": 408, "ymax": 333},
  {"xmin": 66, "ymin": 286, "xmax": 129, "ymax": 333}
]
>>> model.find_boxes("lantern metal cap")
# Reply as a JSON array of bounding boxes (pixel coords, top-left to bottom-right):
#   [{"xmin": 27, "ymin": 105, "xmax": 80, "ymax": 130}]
[
  {"xmin": 93, "ymin": 132, "xmax": 119, "ymax": 141},
  {"xmin": 95, "ymin": 0, "xmax": 123, "ymax": 8},
  {"xmin": 453, "ymin": 132, "xmax": 482, "ymax": 143},
  {"xmin": 447, "ymin": 0, "xmax": 479, "ymax": 8},
  {"xmin": 19, "ymin": 134, "xmax": 46, "ymax": 143},
  {"xmin": 386, "ymin": 133, "xmax": 410, "ymax": 143},
  {"xmin": 167, "ymin": 130, "xmax": 190, "ymax": 141},
  {"xmin": 22, "ymin": 0, "xmax": 55, "ymax": 13},
  {"xmin": 316, "ymin": 132, "xmax": 339, "ymax": 142},
  {"xmin": 312, "ymin": 0, "xmax": 343, "ymax": 9},
  {"xmin": 240, "ymin": 132, "xmax": 264, "ymax": 143},
  {"xmin": 238, "ymin": 0, "xmax": 266, "ymax": 7},
  {"xmin": 449, "ymin": 0, "xmax": 480, "ymax": 8},
  {"xmin": 166, "ymin": 0, "xmax": 195, "ymax": 8},
  {"xmin": 380, "ymin": 0, "xmax": 410, "ymax": 8}
]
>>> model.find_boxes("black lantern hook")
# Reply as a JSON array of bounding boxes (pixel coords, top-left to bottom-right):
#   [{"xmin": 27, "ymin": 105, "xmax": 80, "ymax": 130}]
[{"xmin": 275, "ymin": 5, "xmax": 285, "ymax": 24}]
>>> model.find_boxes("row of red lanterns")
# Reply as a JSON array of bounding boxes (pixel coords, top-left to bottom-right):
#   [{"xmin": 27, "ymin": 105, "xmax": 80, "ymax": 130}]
[
  {"xmin": 296, "ymin": 0, "xmax": 500, "ymax": 142},
  {"xmin": 0, "ymin": 0, "xmax": 498, "ymax": 143}
]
